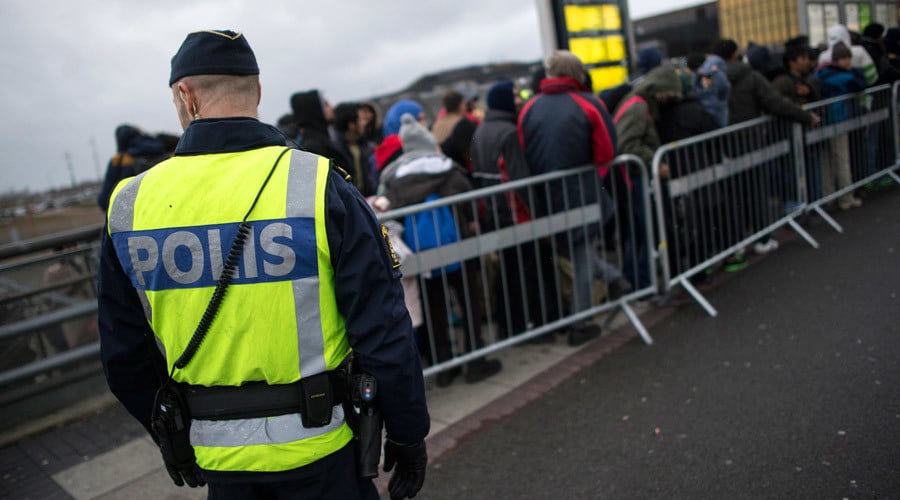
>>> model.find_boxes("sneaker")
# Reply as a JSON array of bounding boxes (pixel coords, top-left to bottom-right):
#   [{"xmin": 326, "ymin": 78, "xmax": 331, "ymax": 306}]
[
  {"xmin": 752, "ymin": 238, "xmax": 779, "ymax": 255},
  {"xmin": 464, "ymin": 358, "xmax": 502, "ymax": 384},
  {"xmin": 436, "ymin": 366, "xmax": 462, "ymax": 388},
  {"xmin": 567, "ymin": 323, "xmax": 601, "ymax": 346},
  {"xmin": 723, "ymin": 252, "xmax": 748, "ymax": 272},
  {"xmin": 838, "ymin": 197, "xmax": 862, "ymax": 210}
]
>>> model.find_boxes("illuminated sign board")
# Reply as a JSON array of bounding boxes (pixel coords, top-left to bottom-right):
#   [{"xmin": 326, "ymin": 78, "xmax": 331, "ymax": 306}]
[{"xmin": 538, "ymin": 0, "xmax": 634, "ymax": 92}]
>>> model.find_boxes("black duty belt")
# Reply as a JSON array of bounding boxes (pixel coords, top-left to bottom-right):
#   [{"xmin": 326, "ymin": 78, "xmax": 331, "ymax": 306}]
[{"xmin": 181, "ymin": 371, "xmax": 347, "ymax": 421}]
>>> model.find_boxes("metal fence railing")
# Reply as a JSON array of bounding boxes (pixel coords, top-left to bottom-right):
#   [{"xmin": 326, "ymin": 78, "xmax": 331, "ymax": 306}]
[
  {"xmin": 2, "ymin": 84, "xmax": 899, "ymax": 390},
  {"xmin": 652, "ymin": 83, "xmax": 899, "ymax": 316},
  {"xmin": 376, "ymin": 155, "xmax": 656, "ymax": 378},
  {"xmin": 801, "ymin": 84, "xmax": 900, "ymax": 232}
]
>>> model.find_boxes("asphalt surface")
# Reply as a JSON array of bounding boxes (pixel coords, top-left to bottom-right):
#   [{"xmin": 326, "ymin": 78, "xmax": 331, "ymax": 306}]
[
  {"xmin": 1, "ymin": 186, "xmax": 897, "ymax": 500},
  {"xmin": 419, "ymin": 185, "xmax": 900, "ymax": 500}
]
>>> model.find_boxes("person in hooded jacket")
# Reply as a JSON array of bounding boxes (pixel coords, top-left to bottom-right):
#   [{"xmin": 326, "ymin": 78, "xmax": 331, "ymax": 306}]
[
  {"xmin": 818, "ymin": 24, "xmax": 879, "ymax": 86},
  {"xmin": 374, "ymin": 100, "xmax": 426, "ymax": 174},
  {"xmin": 612, "ymin": 65, "xmax": 682, "ymax": 290},
  {"xmin": 380, "ymin": 114, "xmax": 503, "ymax": 388},
  {"xmin": 290, "ymin": 89, "xmax": 353, "ymax": 170},
  {"xmin": 97, "ymin": 124, "xmax": 169, "ymax": 212},
  {"xmin": 658, "ymin": 70, "xmax": 723, "ymax": 282},
  {"xmin": 816, "ymin": 42, "xmax": 867, "ymax": 210},
  {"xmin": 692, "ymin": 53, "xmax": 731, "ymax": 128}
]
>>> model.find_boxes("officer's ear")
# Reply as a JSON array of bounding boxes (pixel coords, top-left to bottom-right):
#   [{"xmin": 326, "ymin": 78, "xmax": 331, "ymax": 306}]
[{"xmin": 176, "ymin": 81, "xmax": 198, "ymax": 116}]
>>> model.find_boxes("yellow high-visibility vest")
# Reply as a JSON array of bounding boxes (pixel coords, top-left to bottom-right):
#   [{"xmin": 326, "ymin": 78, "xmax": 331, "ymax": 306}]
[{"xmin": 107, "ymin": 146, "xmax": 353, "ymax": 472}]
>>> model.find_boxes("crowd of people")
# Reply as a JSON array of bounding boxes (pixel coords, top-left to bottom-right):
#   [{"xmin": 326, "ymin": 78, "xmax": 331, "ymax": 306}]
[{"xmin": 99, "ymin": 22, "xmax": 900, "ymax": 389}]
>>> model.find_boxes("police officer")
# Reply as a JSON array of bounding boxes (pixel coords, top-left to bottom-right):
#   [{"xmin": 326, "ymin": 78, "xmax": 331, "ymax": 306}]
[{"xmin": 97, "ymin": 30, "xmax": 429, "ymax": 500}]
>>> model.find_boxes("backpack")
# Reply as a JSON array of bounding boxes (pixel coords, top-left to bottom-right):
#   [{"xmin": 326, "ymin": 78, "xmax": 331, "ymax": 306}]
[{"xmin": 403, "ymin": 193, "xmax": 461, "ymax": 275}]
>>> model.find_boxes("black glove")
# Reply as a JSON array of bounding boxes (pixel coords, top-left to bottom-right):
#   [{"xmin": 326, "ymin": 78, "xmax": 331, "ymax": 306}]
[
  {"xmin": 163, "ymin": 460, "xmax": 206, "ymax": 488},
  {"xmin": 383, "ymin": 439, "xmax": 427, "ymax": 500}
]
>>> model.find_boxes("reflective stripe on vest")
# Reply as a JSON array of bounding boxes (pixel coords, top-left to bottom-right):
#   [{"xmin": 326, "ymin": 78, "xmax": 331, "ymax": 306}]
[
  {"xmin": 108, "ymin": 174, "xmax": 155, "ymax": 323},
  {"xmin": 106, "ymin": 147, "xmax": 352, "ymax": 472}
]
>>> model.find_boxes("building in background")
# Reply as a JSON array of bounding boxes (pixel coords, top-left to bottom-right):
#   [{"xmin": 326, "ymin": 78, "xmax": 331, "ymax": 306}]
[
  {"xmin": 633, "ymin": 2, "xmax": 719, "ymax": 59},
  {"xmin": 632, "ymin": 0, "xmax": 898, "ymax": 59},
  {"xmin": 719, "ymin": 0, "xmax": 899, "ymax": 48}
]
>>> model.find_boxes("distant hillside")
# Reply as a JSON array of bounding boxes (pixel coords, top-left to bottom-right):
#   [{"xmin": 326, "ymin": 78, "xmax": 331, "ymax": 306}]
[{"xmin": 369, "ymin": 60, "xmax": 541, "ymax": 119}]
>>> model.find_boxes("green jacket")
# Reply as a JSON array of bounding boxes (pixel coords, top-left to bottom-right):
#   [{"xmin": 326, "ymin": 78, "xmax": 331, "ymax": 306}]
[{"xmin": 613, "ymin": 66, "xmax": 682, "ymax": 174}]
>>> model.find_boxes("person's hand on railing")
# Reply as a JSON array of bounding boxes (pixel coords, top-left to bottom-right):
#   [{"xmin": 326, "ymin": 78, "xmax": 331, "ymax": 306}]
[
  {"xmin": 808, "ymin": 112, "xmax": 821, "ymax": 127},
  {"xmin": 658, "ymin": 163, "xmax": 670, "ymax": 180}
]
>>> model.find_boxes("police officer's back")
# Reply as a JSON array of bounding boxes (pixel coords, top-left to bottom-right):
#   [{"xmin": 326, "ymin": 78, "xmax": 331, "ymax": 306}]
[{"xmin": 97, "ymin": 29, "xmax": 429, "ymax": 500}]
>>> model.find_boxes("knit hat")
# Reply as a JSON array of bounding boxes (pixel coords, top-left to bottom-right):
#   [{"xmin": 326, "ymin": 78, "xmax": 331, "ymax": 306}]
[
  {"xmin": 637, "ymin": 47, "xmax": 663, "ymax": 74},
  {"xmin": 399, "ymin": 114, "xmax": 437, "ymax": 153},
  {"xmin": 169, "ymin": 30, "xmax": 259, "ymax": 86},
  {"xmin": 884, "ymin": 27, "xmax": 900, "ymax": 56},
  {"xmin": 486, "ymin": 81, "xmax": 516, "ymax": 114},
  {"xmin": 745, "ymin": 43, "xmax": 774, "ymax": 73},
  {"xmin": 383, "ymin": 100, "xmax": 424, "ymax": 137},
  {"xmin": 832, "ymin": 42, "xmax": 852, "ymax": 61}
]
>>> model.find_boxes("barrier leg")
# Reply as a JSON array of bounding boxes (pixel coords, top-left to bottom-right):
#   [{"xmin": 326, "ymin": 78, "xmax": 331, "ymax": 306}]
[
  {"xmin": 887, "ymin": 169, "xmax": 900, "ymax": 184},
  {"xmin": 677, "ymin": 276, "xmax": 718, "ymax": 317},
  {"xmin": 787, "ymin": 219, "xmax": 819, "ymax": 249},
  {"xmin": 811, "ymin": 205, "xmax": 844, "ymax": 233},
  {"xmin": 620, "ymin": 302, "xmax": 653, "ymax": 345}
]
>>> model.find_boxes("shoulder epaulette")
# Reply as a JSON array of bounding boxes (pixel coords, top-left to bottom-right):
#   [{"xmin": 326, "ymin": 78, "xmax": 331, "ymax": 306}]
[{"xmin": 331, "ymin": 163, "xmax": 352, "ymax": 181}]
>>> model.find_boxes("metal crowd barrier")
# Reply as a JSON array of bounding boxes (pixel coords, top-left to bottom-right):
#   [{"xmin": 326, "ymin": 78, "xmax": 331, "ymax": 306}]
[
  {"xmin": 652, "ymin": 83, "xmax": 900, "ymax": 317},
  {"xmin": 651, "ymin": 115, "xmax": 819, "ymax": 316},
  {"xmin": 801, "ymin": 84, "xmax": 900, "ymax": 232},
  {"xmin": 376, "ymin": 155, "xmax": 656, "ymax": 378}
]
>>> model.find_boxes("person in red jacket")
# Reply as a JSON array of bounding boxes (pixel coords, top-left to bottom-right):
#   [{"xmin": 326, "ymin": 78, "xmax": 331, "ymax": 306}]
[{"xmin": 517, "ymin": 50, "xmax": 618, "ymax": 346}]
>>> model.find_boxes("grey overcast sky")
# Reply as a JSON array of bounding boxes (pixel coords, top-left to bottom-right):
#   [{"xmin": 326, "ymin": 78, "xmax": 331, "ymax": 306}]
[{"xmin": 1, "ymin": 0, "xmax": 704, "ymax": 194}]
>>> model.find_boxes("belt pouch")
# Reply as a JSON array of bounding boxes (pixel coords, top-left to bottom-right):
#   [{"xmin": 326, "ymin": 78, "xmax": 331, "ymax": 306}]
[{"xmin": 299, "ymin": 373, "xmax": 334, "ymax": 428}]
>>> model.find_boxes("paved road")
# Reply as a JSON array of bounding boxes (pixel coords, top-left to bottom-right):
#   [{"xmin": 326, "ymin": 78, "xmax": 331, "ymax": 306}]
[
  {"xmin": 419, "ymin": 186, "xmax": 900, "ymax": 500},
  {"xmin": 1, "ymin": 186, "xmax": 896, "ymax": 500}
]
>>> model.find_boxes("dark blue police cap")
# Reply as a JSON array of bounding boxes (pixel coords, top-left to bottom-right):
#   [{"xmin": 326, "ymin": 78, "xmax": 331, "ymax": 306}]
[{"xmin": 169, "ymin": 30, "xmax": 259, "ymax": 87}]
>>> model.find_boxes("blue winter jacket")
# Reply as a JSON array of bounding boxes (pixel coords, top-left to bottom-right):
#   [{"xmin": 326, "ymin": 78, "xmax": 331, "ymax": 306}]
[{"xmin": 815, "ymin": 65, "xmax": 867, "ymax": 123}]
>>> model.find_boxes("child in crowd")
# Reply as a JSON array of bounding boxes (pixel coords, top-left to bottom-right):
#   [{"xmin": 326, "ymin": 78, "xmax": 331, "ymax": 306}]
[{"xmin": 815, "ymin": 42, "xmax": 867, "ymax": 210}]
